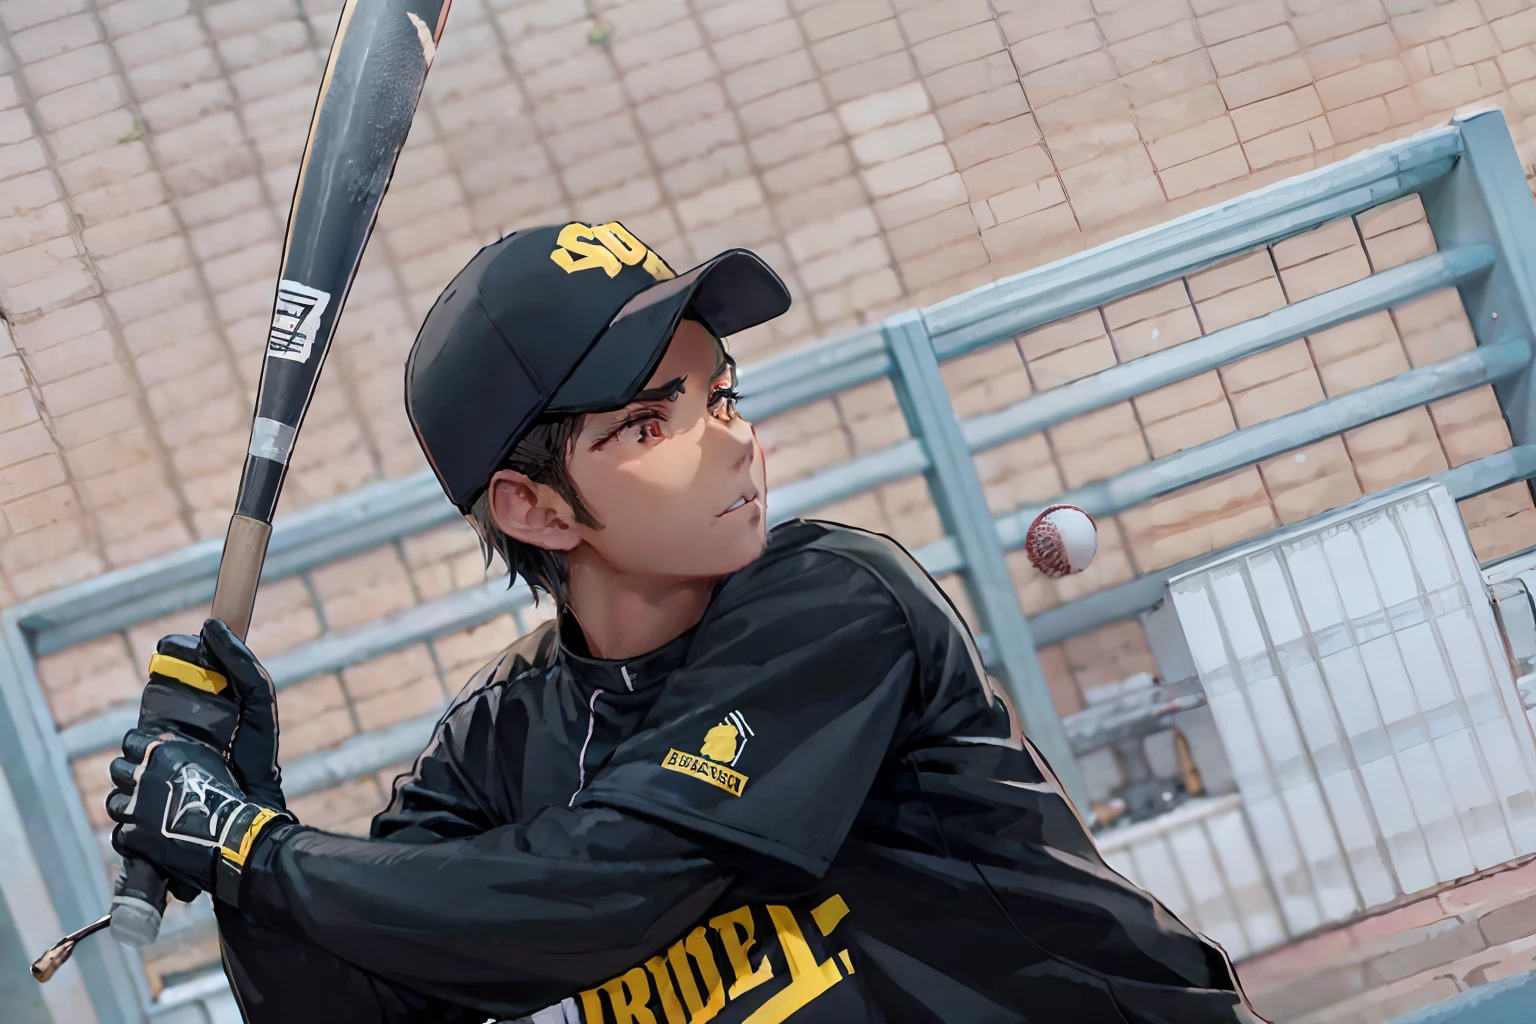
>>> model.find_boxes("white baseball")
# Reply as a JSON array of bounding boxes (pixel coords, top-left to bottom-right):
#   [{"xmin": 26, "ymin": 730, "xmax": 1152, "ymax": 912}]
[{"xmin": 1024, "ymin": 504, "xmax": 1098, "ymax": 578}]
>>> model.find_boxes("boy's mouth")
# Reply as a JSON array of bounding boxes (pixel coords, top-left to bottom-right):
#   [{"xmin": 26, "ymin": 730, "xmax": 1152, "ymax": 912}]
[{"xmin": 718, "ymin": 491, "xmax": 758, "ymax": 516}]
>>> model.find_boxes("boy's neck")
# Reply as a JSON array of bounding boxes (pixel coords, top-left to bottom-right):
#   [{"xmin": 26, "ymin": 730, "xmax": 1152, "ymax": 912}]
[{"xmin": 563, "ymin": 554, "xmax": 718, "ymax": 660}]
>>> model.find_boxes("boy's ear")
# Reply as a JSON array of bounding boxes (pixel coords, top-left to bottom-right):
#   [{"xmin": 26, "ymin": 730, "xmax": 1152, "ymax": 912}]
[{"xmin": 487, "ymin": 469, "xmax": 581, "ymax": 552}]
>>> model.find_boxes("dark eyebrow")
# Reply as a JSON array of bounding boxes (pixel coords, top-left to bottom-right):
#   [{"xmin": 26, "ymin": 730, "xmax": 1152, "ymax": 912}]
[
  {"xmin": 629, "ymin": 375, "xmax": 687, "ymax": 405},
  {"xmin": 587, "ymin": 378, "xmax": 686, "ymax": 450},
  {"xmin": 600, "ymin": 335, "xmax": 732, "ymax": 418}
]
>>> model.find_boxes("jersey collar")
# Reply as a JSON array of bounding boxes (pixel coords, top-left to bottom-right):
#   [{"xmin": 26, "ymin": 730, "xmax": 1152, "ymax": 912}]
[{"xmin": 556, "ymin": 609, "xmax": 697, "ymax": 693}]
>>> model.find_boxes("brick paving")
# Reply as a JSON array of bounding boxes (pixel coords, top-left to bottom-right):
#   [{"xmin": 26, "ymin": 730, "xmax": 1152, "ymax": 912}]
[
  {"xmin": 1236, "ymin": 856, "xmax": 1536, "ymax": 1023},
  {"xmin": 6, "ymin": 0, "xmax": 1536, "ymax": 1006}
]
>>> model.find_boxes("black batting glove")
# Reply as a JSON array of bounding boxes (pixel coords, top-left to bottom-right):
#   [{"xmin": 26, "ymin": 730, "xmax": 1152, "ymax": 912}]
[
  {"xmin": 106, "ymin": 729, "xmax": 294, "ymax": 907},
  {"xmin": 136, "ymin": 619, "xmax": 287, "ymax": 811},
  {"xmin": 200, "ymin": 618, "xmax": 287, "ymax": 811}
]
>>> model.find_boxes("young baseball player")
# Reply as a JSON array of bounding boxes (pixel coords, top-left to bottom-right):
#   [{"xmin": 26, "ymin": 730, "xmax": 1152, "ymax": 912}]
[{"xmin": 106, "ymin": 223, "xmax": 1267, "ymax": 1024}]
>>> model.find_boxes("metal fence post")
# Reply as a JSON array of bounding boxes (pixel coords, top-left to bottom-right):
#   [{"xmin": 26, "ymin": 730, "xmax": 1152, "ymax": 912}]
[
  {"xmin": 1420, "ymin": 108, "xmax": 1536, "ymax": 460},
  {"xmin": 0, "ymin": 615, "xmax": 146, "ymax": 1024},
  {"xmin": 882, "ymin": 310, "xmax": 1090, "ymax": 812}
]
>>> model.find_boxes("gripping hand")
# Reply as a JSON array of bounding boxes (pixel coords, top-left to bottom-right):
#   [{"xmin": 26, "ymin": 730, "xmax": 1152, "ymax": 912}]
[
  {"xmin": 107, "ymin": 730, "xmax": 293, "ymax": 908},
  {"xmin": 116, "ymin": 617, "xmax": 288, "ymax": 913},
  {"xmin": 200, "ymin": 618, "xmax": 286, "ymax": 810},
  {"xmin": 141, "ymin": 618, "xmax": 287, "ymax": 810}
]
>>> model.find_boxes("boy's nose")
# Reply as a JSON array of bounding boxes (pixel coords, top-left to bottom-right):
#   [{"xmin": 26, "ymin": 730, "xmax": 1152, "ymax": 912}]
[
  {"xmin": 729, "ymin": 421, "xmax": 756, "ymax": 470},
  {"xmin": 708, "ymin": 414, "xmax": 756, "ymax": 470}
]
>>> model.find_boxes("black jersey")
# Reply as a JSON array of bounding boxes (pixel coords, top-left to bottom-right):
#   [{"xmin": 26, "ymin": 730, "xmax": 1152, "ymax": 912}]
[{"xmin": 217, "ymin": 520, "xmax": 1266, "ymax": 1024}]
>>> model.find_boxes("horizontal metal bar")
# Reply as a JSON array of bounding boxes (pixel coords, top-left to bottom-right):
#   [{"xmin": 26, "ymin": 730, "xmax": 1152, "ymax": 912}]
[
  {"xmin": 117, "ymin": 449, "xmax": 1536, "ymax": 813},
  {"xmin": 765, "ymin": 246, "xmax": 1494, "ymax": 523},
  {"xmin": 925, "ymin": 127, "xmax": 1462, "ymax": 358},
  {"xmin": 1028, "ymin": 444, "xmax": 1536, "ymax": 647},
  {"xmin": 1008, "ymin": 338, "xmax": 1529, "ymax": 534},
  {"xmin": 55, "ymin": 343, "xmax": 1530, "ymax": 763},
  {"xmin": 29, "ymin": 355, "xmax": 820, "ymax": 656},
  {"xmin": 961, "ymin": 246, "xmax": 1493, "ymax": 451},
  {"xmin": 767, "ymin": 437, "xmax": 927, "ymax": 523},
  {"xmin": 912, "ymin": 339, "xmax": 1532, "ymax": 576},
  {"xmin": 266, "ymin": 579, "xmax": 534, "ymax": 684},
  {"xmin": 9, "ymin": 129, "xmax": 1468, "ymax": 656},
  {"xmin": 284, "ymin": 711, "xmax": 442, "ymax": 799},
  {"xmin": 21, "ymin": 473, "xmax": 460, "ymax": 657},
  {"xmin": 86, "ymin": 445, "xmax": 1536, "ymax": 808},
  {"xmin": 59, "ymin": 579, "xmax": 536, "ymax": 760},
  {"xmin": 736, "ymin": 324, "xmax": 886, "ymax": 422},
  {"xmin": 741, "ymin": 126, "xmax": 1462, "ymax": 419}
]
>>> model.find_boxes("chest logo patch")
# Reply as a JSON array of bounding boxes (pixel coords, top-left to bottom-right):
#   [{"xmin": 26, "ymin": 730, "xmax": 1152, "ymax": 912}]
[{"xmin": 663, "ymin": 711, "xmax": 753, "ymax": 796}]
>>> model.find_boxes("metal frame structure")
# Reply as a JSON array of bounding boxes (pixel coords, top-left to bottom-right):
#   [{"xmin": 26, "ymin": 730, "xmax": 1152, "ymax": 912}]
[{"xmin": 4, "ymin": 107, "xmax": 1536, "ymax": 1022}]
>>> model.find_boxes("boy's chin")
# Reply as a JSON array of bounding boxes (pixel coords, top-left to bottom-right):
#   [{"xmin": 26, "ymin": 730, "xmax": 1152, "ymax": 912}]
[{"xmin": 710, "ymin": 526, "xmax": 770, "ymax": 576}]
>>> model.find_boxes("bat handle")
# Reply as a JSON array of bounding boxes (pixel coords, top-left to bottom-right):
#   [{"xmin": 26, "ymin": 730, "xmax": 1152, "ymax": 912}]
[
  {"xmin": 105, "ymin": 515, "xmax": 273, "ymax": 949},
  {"xmin": 109, "ymin": 858, "xmax": 167, "ymax": 948},
  {"xmin": 211, "ymin": 514, "xmax": 273, "ymax": 641},
  {"xmin": 104, "ymin": 513, "xmax": 269, "ymax": 958}
]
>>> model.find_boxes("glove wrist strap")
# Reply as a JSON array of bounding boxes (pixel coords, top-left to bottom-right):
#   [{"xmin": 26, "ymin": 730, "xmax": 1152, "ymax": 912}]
[{"xmin": 214, "ymin": 804, "xmax": 290, "ymax": 908}]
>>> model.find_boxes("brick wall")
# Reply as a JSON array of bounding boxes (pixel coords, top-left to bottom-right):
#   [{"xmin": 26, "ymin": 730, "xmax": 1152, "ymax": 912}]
[
  {"xmin": 8, "ymin": 0, "xmax": 1536, "ymax": 994},
  {"xmin": 5, "ymin": 0, "xmax": 1536, "ymax": 687}
]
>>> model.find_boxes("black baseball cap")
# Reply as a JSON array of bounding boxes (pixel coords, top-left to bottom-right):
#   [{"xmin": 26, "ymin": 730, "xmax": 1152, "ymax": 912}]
[{"xmin": 405, "ymin": 221, "xmax": 791, "ymax": 511}]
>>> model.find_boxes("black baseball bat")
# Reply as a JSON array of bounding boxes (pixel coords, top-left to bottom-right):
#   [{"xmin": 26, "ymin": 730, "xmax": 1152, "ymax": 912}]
[
  {"xmin": 216, "ymin": 0, "xmax": 453, "ymax": 639},
  {"xmin": 34, "ymin": 0, "xmax": 454, "ymax": 977}
]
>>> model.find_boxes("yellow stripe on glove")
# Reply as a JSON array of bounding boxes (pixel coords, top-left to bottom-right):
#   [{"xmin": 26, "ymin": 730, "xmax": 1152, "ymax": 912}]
[{"xmin": 147, "ymin": 653, "xmax": 228, "ymax": 696}]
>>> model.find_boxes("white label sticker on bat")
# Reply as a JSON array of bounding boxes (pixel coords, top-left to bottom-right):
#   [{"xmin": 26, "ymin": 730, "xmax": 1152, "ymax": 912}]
[{"xmin": 267, "ymin": 280, "xmax": 330, "ymax": 363}]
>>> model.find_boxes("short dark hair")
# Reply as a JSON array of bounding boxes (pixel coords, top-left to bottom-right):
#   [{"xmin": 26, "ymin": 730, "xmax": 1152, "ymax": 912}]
[{"xmin": 466, "ymin": 413, "xmax": 599, "ymax": 605}]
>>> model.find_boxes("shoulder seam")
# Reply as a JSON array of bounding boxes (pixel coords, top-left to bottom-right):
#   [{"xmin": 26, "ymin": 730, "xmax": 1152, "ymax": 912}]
[
  {"xmin": 377, "ymin": 625, "xmax": 553, "ymax": 822},
  {"xmin": 800, "ymin": 541, "xmax": 919, "ymax": 645},
  {"xmin": 753, "ymin": 520, "xmax": 923, "ymax": 628},
  {"xmin": 441, "ymin": 641, "xmax": 549, "ymax": 724}
]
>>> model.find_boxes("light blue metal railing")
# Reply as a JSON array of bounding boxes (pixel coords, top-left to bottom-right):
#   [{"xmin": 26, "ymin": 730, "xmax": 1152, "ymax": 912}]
[{"xmin": 4, "ymin": 107, "xmax": 1536, "ymax": 1023}]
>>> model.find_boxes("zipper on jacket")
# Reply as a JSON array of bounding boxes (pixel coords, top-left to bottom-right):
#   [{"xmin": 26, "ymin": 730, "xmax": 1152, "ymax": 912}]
[{"xmin": 569, "ymin": 689, "xmax": 602, "ymax": 807}]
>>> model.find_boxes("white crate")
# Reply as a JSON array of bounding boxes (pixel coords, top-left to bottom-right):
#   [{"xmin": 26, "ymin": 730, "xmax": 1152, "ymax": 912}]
[{"xmin": 1166, "ymin": 482, "xmax": 1536, "ymax": 936}]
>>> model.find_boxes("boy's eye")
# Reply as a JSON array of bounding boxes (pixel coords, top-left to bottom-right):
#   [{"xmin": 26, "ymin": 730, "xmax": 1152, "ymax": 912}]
[
  {"xmin": 709, "ymin": 385, "xmax": 742, "ymax": 419},
  {"xmin": 592, "ymin": 411, "xmax": 664, "ymax": 449},
  {"xmin": 615, "ymin": 411, "xmax": 665, "ymax": 445}
]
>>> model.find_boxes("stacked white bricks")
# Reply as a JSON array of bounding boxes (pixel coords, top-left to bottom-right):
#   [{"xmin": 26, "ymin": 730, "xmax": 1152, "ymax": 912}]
[{"xmin": 7, "ymin": 0, "xmax": 1536, "ymax": 994}]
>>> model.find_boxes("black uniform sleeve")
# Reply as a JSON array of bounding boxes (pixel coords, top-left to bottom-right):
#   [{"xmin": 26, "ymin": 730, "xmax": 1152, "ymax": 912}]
[
  {"xmin": 214, "ymin": 662, "xmax": 526, "ymax": 1023},
  {"xmin": 227, "ymin": 547, "xmax": 914, "ymax": 1017},
  {"xmin": 213, "ymin": 901, "xmax": 483, "ymax": 1024},
  {"xmin": 370, "ymin": 675, "xmax": 510, "ymax": 843},
  {"xmin": 867, "ymin": 553, "xmax": 1269, "ymax": 1023},
  {"xmin": 372, "ymin": 639, "xmax": 568, "ymax": 845},
  {"xmin": 238, "ymin": 807, "xmax": 737, "ymax": 1018},
  {"xmin": 572, "ymin": 545, "xmax": 915, "ymax": 876}
]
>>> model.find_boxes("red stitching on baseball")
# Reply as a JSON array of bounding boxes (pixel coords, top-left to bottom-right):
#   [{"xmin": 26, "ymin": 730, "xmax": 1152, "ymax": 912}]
[{"xmin": 1026, "ymin": 504, "xmax": 1093, "ymax": 578}]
